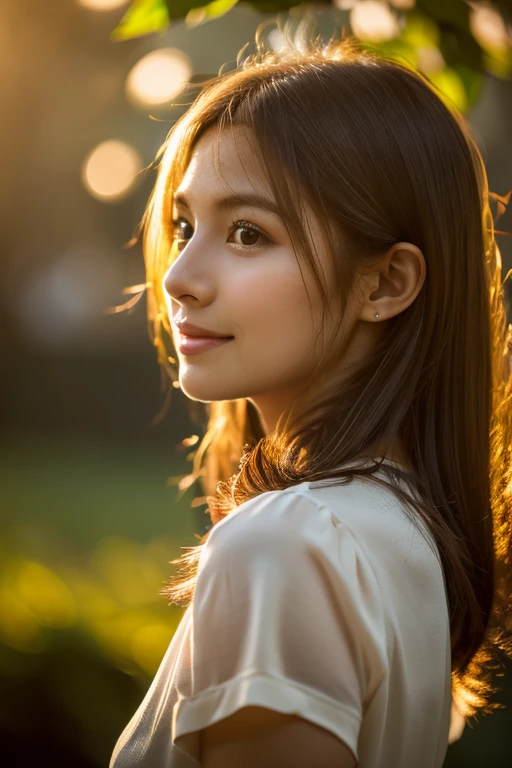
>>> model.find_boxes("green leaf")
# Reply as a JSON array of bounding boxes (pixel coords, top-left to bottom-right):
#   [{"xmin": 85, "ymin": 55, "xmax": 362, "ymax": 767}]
[
  {"xmin": 110, "ymin": 0, "xmax": 170, "ymax": 42},
  {"xmin": 109, "ymin": 0, "xmax": 512, "ymax": 90},
  {"xmin": 164, "ymin": 0, "xmax": 212, "ymax": 20},
  {"xmin": 243, "ymin": 0, "xmax": 299, "ymax": 11},
  {"xmin": 438, "ymin": 23, "xmax": 484, "ymax": 73},
  {"xmin": 359, "ymin": 38, "xmax": 419, "ymax": 71},
  {"xmin": 401, "ymin": 10, "xmax": 439, "ymax": 49},
  {"xmin": 453, "ymin": 65, "xmax": 483, "ymax": 112},
  {"xmin": 483, "ymin": 46, "xmax": 512, "ymax": 79},
  {"xmin": 417, "ymin": 0, "xmax": 484, "ymax": 73},
  {"xmin": 416, "ymin": 0, "xmax": 470, "ymax": 29},
  {"xmin": 185, "ymin": 0, "xmax": 239, "ymax": 29},
  {"xmin": 428, "ymin": 66, "xmax": 468, "ymax": 113}
]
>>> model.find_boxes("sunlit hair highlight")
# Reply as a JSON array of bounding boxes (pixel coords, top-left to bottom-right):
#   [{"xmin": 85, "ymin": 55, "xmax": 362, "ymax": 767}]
[{"xmin": 133, "ymin": 19, "xmax": 512, "ymax": 725}]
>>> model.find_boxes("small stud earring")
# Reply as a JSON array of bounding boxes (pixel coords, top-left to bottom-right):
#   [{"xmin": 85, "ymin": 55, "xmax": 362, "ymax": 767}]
[{"xmin": 374, "ymin": 312, "xmax": 380, "ymax": 319}]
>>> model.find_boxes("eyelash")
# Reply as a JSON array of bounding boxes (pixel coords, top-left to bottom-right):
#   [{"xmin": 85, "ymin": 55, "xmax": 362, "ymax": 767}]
[{"xmin": 170, "ymin": 216, "xmax": 272, "ymax": 251}]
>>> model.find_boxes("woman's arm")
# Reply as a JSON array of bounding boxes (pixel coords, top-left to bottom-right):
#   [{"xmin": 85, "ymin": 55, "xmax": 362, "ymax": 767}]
[{"xmin": 200, "ymin": 705, "xmax": 357, "ymax": 768}]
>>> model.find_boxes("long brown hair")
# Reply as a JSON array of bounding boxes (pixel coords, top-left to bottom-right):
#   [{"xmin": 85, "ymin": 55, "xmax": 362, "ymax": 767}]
[{"xmin": 135, "ymin": 21, "xmax": 512, "ymax": 723}]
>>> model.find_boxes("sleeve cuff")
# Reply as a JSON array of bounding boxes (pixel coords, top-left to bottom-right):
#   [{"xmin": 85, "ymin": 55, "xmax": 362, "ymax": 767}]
[{"xmin": 172, "ymin": 671, "xmax": 360, "ymax": 762}]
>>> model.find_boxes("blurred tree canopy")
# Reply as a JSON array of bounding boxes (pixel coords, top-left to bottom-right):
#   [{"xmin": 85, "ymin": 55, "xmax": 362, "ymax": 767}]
[{"xmin": 111, "ymin": 0, "xmax": 512, "ymax": 113}]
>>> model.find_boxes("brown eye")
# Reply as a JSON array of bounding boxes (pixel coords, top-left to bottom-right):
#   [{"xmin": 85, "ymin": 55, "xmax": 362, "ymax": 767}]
[
  {"xmin": 172, "ymin": 219, "xmax": 193, "ymax": 240},
  {"xmin": 170, "ymin": 216, "xmax": 271, "ymax": 251},
  {"xmin": 234, "ymin": 225, "xmax": 260, "ymax": 247},
  {"xmin": 229, "ymin": 219, "xmax": 271, "ymax": 249}
]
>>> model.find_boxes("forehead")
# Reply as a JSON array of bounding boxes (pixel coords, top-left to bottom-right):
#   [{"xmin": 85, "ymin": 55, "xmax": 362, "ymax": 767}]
[{"xmin": 175, "ymin": 125, "xmax": 272, "ymax": 199}]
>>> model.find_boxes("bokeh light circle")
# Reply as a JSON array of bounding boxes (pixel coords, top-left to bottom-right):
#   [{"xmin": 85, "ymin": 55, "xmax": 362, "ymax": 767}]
[
  {"xmin": 350, "ymin": 0, "xmax": 400, "ymax": 42},
  {"xmin": 126, "ymin": 48, "xmax": 192, "ymax": 108},
  {"xmin": 77, "ymin": 0, "xmax": 129, "ymax": 11},
  {"xmin": 82, "ymin": 139, "xmax": 142, "ymax": 202}
]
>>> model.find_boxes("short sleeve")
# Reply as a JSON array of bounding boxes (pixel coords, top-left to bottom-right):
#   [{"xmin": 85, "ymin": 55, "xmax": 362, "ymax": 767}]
[{"xmin": 172, "ymin": 488, "xmax": 389, "ymax": 762}]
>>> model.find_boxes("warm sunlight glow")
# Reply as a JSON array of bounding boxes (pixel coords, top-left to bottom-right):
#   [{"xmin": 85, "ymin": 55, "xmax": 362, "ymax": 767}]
[
  {"xmin": 469, "ymin": 2, "xmax": 511, "ymax": 50},
  {"xmin": 126, "ymin": 48, "xmax": 192, "ymax": 108},
  {"xmin": 334, "ymin": 0, "xmax": 357, "ymax": 9},
  {"xmin": 16, "ymin": 561, "xmax": 77, "ymax": 628},
  {"xmin": 416, "ymin": 46, "xmax": 445, "ymax": 73},
  {"xmin": 77, "ymin": 0, "xmax": 129, "ymax": 10},
  {"xmin": 389, "ymin": 0, "xmax": 416, "ymax": 9},
  {"xmin": 82, "ymin": 139, "xmax": 142, "ymax": 202},
  {"xmin": 350, "ymin": 0, "xmax": 401, "ymax": 42},
  {"xmin": 131, "ymin": 623, "xmax": 174, "ymax": 674},
  {"xmin": 0, "ymin": 586, "xmax": 45, "ymax": 653},
  {"xmin": 91, "ymin": 537, "xmax": 163, "ymax": 606},
  {"xmin": 268, "ymin": 28, "xmax": 288, "ymax": 52}
]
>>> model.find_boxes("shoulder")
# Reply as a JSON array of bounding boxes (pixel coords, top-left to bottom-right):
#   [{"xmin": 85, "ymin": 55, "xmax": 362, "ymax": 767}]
[
  {"xmin": 203, "ymin": 485, "xmax": 338, "ymax": 559},
  {"xmin": 197, "ymin": 484, "xmax": 382, "ymax": 611},
  {"xmin": 205, "ymin": 476, "xmax": 408, "ymax": 558}
]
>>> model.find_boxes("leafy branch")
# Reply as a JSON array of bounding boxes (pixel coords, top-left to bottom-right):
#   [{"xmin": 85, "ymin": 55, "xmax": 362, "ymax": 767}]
[{"xmin": 111, "ymin": 1, "xmax": 512, "ymax": 112}]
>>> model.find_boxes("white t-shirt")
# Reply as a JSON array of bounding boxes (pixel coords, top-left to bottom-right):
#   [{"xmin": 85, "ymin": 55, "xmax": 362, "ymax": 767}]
[{"xmin": 110, "ymin": 460, "xmax": 458, "ymax": 768}]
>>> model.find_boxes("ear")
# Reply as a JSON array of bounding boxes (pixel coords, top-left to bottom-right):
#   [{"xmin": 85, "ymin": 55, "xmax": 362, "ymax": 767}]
[{"xmin": 359, "ymin": 241, "xmax": 426, "ymax": 323}]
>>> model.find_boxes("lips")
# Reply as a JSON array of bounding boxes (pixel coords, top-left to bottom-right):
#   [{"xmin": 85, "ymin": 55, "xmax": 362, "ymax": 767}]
[
  {"xmin": 174, "ymin": 319, "xmax": 234, "ymax": 339},
  {"xmin": 178, "ymin": 335, "xmax": 234, "ymax": 356},
  {"xmin": 180, "ymin": 333, "xmax": 234, "ymax": 340}
]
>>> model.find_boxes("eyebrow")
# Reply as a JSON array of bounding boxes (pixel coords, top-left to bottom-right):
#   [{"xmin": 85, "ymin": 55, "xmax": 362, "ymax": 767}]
[{"xmin": 172, "ymin": 191, "xmax": 282, "ymax": 219}]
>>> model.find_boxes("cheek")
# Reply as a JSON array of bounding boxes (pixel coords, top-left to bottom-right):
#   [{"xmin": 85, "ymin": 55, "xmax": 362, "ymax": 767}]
[
  {"xmin": 234, "ymin": 269, "xmax": 319, "ymax": 359},
  {"xmin": 175, "ymin": 268, "xmax": 324, "ymax": 403}
]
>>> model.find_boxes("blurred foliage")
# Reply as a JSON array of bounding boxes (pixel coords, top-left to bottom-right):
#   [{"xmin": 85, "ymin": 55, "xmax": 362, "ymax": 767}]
[
  {"xmin": 0, "ymin": 540, "xmax": 184, "ymax": 675},
  {"xmin": 0, "ymin": 437, "xmax": 200, "ymax": 676},
  {"xmin": 0, "ymin": 436, "xmax": 207, "ymax": 765},
  {"xmin": 111, "ymin": 0, "xmax": 512, "ymax": 113}
]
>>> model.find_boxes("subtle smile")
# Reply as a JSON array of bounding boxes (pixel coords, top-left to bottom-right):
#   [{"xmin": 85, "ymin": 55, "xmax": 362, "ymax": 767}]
[{"xmin": 178, "ymin": 335, "xmax": 234, "ymax": 356}]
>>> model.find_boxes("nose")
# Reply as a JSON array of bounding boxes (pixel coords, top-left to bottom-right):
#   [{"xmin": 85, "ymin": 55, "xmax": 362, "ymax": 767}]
[
  {"xmin": 162, "ymin": 258, "xmax": 215, "ymax": 310},
  {"xmin": 162, "ymin": 264, "xmax": 173, "ymax": 297},
  {"xmin": 162, "ymin": 256, "xmax": 188, "ymax": 300}
]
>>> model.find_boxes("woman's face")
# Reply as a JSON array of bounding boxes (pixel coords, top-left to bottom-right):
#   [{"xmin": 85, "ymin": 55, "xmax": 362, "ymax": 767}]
[{"xmin": 162, "ymin": 125, "xmax": 367, "ymax": 433}]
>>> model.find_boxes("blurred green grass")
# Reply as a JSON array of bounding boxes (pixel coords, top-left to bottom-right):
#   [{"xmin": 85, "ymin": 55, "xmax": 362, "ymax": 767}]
[
  {"xmin": 0, "ymin": 432, "xmax": 207, "ymax": 765},
  {"xmin": 0, "ymin": 433, "xmax": 203, "ymax": 674},
  {"xmin": 0, "ymin": 432, "xmax": 200, "ymax": 550}
]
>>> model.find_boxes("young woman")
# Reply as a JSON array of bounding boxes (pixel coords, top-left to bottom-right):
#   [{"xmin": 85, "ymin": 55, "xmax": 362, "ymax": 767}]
[{"xmin": 110, "ymin": 21, "xmax": 512, "ymax": 768}]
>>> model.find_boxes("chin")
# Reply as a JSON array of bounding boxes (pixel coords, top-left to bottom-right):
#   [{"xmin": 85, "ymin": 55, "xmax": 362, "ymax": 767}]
[{"xmin": 179, "ymin": 377, "xmax": 248, "ymax": 404}]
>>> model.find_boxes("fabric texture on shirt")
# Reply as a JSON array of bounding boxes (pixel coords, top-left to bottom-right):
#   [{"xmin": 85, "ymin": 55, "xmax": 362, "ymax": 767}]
[{"xmin": 110, "ymin": 461, "xmax": 454, "ymax": 768}]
